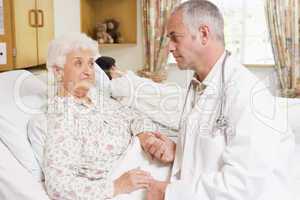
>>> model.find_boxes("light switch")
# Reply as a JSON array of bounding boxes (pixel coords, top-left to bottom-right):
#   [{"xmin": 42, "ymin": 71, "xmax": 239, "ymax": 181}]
[{"xmin": 0, "ymin": 42, "xmax": 7, "ymax": 65}]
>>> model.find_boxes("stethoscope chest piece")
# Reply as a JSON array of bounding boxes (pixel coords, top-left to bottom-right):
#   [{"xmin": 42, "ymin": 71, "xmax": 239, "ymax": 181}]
[
  {"xmin": 180, "ymin": 50, "xmax": 232, "ymax": 144},
  {"xmin": 215, "ymin": 115, "xmax": 228, "ymax": 130},
  {"xmin": 215, "ymin": 114, "xmax": 231, "ymax": 144}
]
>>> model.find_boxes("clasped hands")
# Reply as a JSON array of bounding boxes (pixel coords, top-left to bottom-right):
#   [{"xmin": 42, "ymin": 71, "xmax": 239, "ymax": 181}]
[
  {"xmin": 138, "ymin": 131, "xmax": 176, "ymax": 164},
  {"xmin": 137, "ymin": 132, "xmax": 176, "ymax": 200}
]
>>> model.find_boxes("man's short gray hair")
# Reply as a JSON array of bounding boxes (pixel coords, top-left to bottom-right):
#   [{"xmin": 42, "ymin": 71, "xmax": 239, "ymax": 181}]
[
  {"xmin": 47, "ymin": 32, "xmax": 99, "ymax": 70},
  {"xmin": 173, "ymin": 0, "xmax": 225, "ymax": 44}
]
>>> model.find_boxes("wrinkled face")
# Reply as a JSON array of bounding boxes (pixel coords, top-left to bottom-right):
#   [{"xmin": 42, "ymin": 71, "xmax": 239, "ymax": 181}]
[
  {"xmin": 167, "ymin": 11, "xmax": 203, "ymax": 70},
  {"xmin": 59, "ymin": 49, "xmax": 95, "ymax": 97}
]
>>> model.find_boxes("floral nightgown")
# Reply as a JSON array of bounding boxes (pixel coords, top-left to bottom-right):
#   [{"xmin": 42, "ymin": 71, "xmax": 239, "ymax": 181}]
[{"xmin": 44, "ymin": 94, "xmax": 157, "ymax": 200}]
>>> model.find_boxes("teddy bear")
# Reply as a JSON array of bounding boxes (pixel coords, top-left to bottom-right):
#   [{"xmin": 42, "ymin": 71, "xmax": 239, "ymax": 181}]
[
  {"xmin": 95, "ymin": 22, "xmax": 114, "ymax": 44},
  {"xmin": 104, "ymin": 19, "xmax": 123, "ymax": 43}
]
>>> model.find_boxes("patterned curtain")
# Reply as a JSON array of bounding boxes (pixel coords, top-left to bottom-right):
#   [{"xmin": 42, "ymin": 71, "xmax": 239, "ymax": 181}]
[
  {"xmin": 265, "ymin": 0, "xmax": 300, "ymax": 97},
  {"xmin": 139, "ymin": 0, "xmax": 179, "ymax": 82}
]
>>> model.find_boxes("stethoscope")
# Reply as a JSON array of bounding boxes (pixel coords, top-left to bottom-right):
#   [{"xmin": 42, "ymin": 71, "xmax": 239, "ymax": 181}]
[{"xmin": 180, "ymin": 50, "xmax": 231, "ymax": 145}]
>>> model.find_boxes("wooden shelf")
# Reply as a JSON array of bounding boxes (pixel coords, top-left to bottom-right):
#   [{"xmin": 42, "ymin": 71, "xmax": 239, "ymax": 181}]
[
  {"xmin": 0, "ymin": 0, "xmax": 14, "ymax": 71},
  {"xmin": 81, "ymin": 0, "xmax": 137, "ymax": 44},
  {"xmin": 98, "ymin": 43, "xmax": 137, "ymax": 48}
]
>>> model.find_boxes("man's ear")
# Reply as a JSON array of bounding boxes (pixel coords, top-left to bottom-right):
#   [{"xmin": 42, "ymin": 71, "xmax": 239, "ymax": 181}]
[{"xmin": 198, "ymin": 25, "xmax": 210, "ymax": 45}]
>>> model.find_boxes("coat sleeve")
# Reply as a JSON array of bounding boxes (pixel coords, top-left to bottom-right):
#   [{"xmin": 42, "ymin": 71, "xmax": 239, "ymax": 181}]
[{"xmin": 111, "ymin": 71, "xmax": 186, "ymax": 130}]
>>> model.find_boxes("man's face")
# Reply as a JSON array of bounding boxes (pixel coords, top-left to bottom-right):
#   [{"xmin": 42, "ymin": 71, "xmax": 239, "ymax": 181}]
[{"xmin": 166, "ymin": 12, "xmax": 202, "ymax": 70}]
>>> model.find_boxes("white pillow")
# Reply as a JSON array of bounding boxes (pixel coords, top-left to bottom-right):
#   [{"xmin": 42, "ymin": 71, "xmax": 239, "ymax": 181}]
[
  {"xmin": 27, "ymin": 113, "xmax": 47, "ymax": 181},
  {"xmin": 287, "ymin": 99, "xmax": 300, "ymax": 144},
  {"xmin": 0, "ymin": 70, "xmax": 46, "ymax": 180},
  {"xmin": 0, "ymin": 140, "xmax": 49, "ymax": 200},
  {"xmin": 95, "ymin": 62, "xmax": 111, "ymax": 96}
]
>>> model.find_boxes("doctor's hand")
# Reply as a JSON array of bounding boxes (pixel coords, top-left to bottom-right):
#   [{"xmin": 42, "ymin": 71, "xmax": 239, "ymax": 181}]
[
  {"xmin": 146, "ymin": 180, "xmax": 168, "ymax": 200},
  {"xmin": 137, "ymin": 132, "xmax": 157, "ymax": 152},
  {"xmin": 137, "ymin": 132, "xmax": 165, "ymax": 161},
  {"xmin": 138, "ymin": 132, "xmax": 176, "ymax": 164}
]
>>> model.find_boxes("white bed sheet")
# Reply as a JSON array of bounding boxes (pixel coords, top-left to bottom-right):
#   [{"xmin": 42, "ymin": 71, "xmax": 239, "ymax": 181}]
[
  {"xmin": 293, "ymin": 144, "xmax": 300, "ymax": 199},
  {"xmin": 111, "ymin": 137, "xmax": 171, "ymax": 200},
  {"xmin": 0, "ymin": 140, "xmax": 49, "ymax": 200},
  {"xmin": 113, "ymin": 142, "xmax": 299, "ymax": 200},
  {"xmin": 1, "ymin": 136, "xmax": 170, "ymax": 200},
  {"xmin": 3, "ymin": 138, "xmax": 299, "ymax": 200}
]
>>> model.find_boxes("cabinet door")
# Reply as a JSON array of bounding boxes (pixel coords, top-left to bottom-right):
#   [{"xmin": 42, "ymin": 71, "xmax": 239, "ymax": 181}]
[
  {"xmin": 36, "ymin": 0, "xmax": 54, "ymax": 65},
  {"xmin": 13, "ymin": 0, "xmax": 38, "ymax": 68},
  {"xmin": 0, "ymin": 0, "xmax": 14, "ymax": 71}
]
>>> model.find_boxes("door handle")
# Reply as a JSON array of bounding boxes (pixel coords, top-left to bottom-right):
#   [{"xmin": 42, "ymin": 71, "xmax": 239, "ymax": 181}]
[
  {"xmin": 28, "ymin": 9, "xmax": 37, "ymax": 27},
  {"xmin": 37, "ymin": 9, "xmax": 44, "ymax": 27}
]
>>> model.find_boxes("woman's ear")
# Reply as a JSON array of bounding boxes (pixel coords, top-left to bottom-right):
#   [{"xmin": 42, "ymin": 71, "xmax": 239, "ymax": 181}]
[{"xmin": 52, "ymin": 65, "xmax": 63, "ymax": 80}]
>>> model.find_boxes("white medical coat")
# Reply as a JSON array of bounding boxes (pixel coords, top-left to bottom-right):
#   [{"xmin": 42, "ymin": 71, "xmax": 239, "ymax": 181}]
[{"xmin": 165, "ymin": 53, "xmax": 295, "ymax": 200}]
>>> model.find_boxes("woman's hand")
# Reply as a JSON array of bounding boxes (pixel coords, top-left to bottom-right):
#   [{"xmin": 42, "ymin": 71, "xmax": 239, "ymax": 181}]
[
  {"xmin": 110, "ymin": 66, "xmax": 126, "ymax": 79},
  {"xmin": 114, "ymin": 169, "xmax": 153, "ymax": 196}
]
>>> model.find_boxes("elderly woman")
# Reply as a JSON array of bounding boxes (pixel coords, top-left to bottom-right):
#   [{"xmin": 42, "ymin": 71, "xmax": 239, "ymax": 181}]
[{"xmin": 36, "ymin": 33, "xmax": 162, "ymax": 200}]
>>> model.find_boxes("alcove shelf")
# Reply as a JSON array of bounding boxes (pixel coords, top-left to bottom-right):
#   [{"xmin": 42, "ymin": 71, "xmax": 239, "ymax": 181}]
[{"xmin": 80, "ymin": 0, "xmax": 137, "ymax": 46}]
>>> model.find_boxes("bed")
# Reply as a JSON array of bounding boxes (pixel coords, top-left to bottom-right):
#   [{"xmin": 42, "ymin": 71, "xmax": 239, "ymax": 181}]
[
  {"xmin": 0, "ymin": 69, "xmax": 299, "ymax": 199},
  {"xmin": 0, "ymin": 69, "xmax": 173, "ymax": 200}
]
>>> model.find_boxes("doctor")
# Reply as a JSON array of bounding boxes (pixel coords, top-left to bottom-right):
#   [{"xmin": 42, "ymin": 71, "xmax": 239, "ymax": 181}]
[{"xmin": 143, "ymin": 1, "xmax": 295, "ymax": 200}]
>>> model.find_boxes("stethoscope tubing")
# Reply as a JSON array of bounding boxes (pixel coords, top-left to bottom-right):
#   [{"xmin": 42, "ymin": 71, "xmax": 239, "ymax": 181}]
[{"xmin": 179, "ymin": 50, "xmax": 231, "ymax": 144}]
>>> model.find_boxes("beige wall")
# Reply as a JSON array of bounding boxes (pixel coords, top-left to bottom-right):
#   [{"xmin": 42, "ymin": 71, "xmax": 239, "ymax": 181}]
[
  {"xmin": 98, "ymin": 0, "xmax": 144, "ymax": 72},
  {"xmin": 53, "ymin": 0, "xmax": 81, "ymax": 37},
  {"xmin": 53, "ymin": 0, "xmax": 144, "ymax": 71},
  {"xmin": 53, "ymin": 0, "xmax": 273, "ymax": 81}
]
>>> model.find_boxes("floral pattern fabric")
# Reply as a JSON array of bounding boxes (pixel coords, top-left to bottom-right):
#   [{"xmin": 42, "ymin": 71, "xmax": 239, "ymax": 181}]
[{"xmin": 44, "ymin": 94, "xmax": 157, "ymax": 200}]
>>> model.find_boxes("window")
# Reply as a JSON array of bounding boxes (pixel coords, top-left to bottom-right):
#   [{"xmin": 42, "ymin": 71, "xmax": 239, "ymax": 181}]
[{"xmin": 168, "ymin": 0, "xmax": 274, "ymax": 66}]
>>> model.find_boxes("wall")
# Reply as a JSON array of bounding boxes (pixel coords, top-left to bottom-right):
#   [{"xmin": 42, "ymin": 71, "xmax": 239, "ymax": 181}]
[
  {"xmin": 53, "ymin": 0, "xmax": 144, "ymax": 72},
  {"xmin": 98, "ymin": 0, "xmax": 144, "ymax": 72},
  {"xmin": 53, "ymin": 0, "xmax": 81, "ymax": 37},
  {"xmin": 53, "ymin": 0, "xmax": 275, "ymax": 87},
  {"xmin": 248, "ymin": 67, "xmax": 278, "ymax": 94}
]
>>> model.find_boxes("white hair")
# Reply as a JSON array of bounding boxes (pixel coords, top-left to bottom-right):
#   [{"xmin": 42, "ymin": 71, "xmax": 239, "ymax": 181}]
[
  {"xmin": 47, "ymin": 32, "xmax": 99, "ymax": 99},
  {"xmin": 172, "ymin": 0, "xmax": 225, "ymax": 44},
  {"xmin": 47, "ymin": 32, "xmax": 99, "ymax": 70}
]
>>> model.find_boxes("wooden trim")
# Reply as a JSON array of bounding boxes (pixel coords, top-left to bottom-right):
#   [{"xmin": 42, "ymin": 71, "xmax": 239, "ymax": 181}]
[
  {"xmin": 99, "ymin": 43, "xmax": 137, "ymax": 48},
  {"xmin": 0, "ymin": 0, "xmax": 14, "ymax": 71},
  {"xmin": 244, "ymin": 64, "xmax": 274, "ymax": 68},
  {"xmin": 167, "ymin": 63, "xmax": 275, "ymax": 68},
  {"xmin": 11, "ymin": 0, "xmax": 16, "ymax": 68},
  {"xmin": 0, "ymin": 65, "xmax": 13, "ymax": 72}
]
